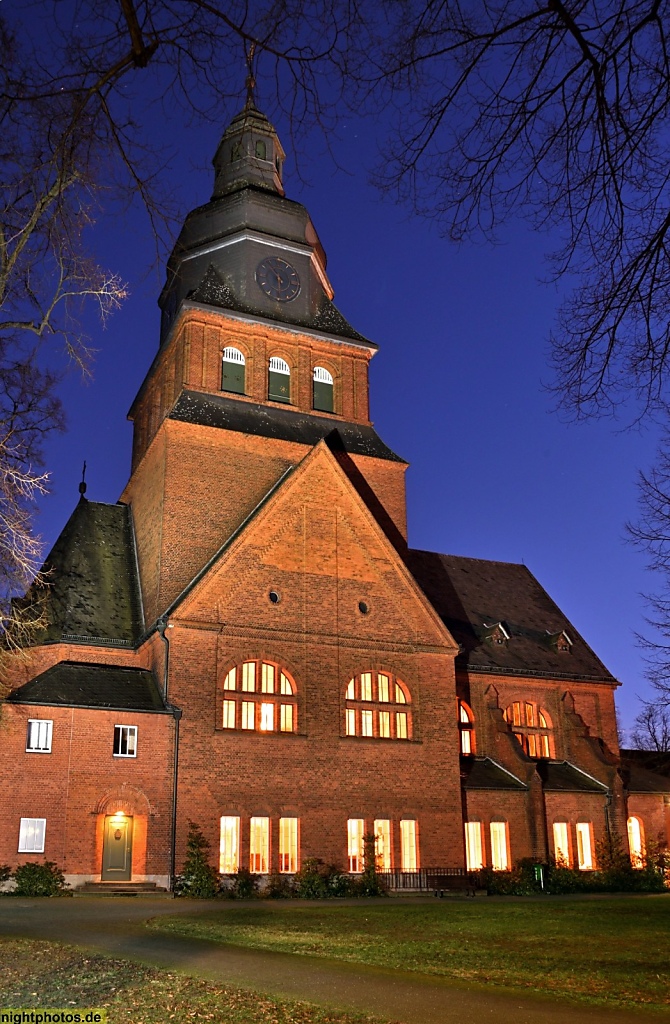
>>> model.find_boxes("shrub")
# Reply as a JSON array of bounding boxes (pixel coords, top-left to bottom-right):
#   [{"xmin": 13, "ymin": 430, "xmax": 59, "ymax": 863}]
[
  {"xmin": 355, "ymin": 833, "xmax": 388, "ymax": 897},
  {"xmin": 175, "ymin": 821, "xmax": 220, "ymax": 898},
  {"xmin": 293, "ymin": 858, "xmax": 352, "ymax": 898},
  {"xmin": 265, "ymin": 873, "xmax": 294, "ymax": 898},
  {"xmin": 0, "ymin": 865, "xmax": 11, "ymax": 886},
  {"xmin": 228, "ymin": 867, "xmax": 259, "ymax": 899},
  {"xmin": 13, "ymin": 861, "xmax": 68, "ymax": 896}
]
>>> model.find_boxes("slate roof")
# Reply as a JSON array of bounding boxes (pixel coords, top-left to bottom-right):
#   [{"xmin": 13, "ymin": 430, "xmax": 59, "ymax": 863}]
[
  {"xmin": 619, "ymin": 750, "xmax": 670, "ymax": 792},
  {"xmin": 189, "ymin": 265, "xmax": 374, "ymax": 346},
  {"xmin": 36, "ymin": 499, "xmax": 143, "ymax": 645},
  {"xmin": 169, "ymin": 390, "xmax": 405, "ymax": 463},
  {"xmin": 536, "ymin": 760, "xmax": 608, "ymax": 792},
  {"xmin": 461, "ymin": 757, "xmax": 527, "ymax": 790},
  {"xmin": 407, "ymin": 550, "xmax": 615, "ymax": 682},
  {"xmin": 7, "ymin": 661, "xmax": 166, "ymax": 712}
]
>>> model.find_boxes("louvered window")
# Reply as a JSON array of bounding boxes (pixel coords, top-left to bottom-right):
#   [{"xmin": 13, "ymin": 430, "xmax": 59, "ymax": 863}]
[
  {"xmin": 221, "ymin": 347, "xmax": 245, "ymax": 395},
  {"xmin": 313, "ymin": 366, "xmax": 334, "ymax": 412}
]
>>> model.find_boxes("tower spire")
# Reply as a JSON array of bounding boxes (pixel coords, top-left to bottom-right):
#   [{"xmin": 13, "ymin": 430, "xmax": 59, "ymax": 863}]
[{"xmin": 245, "ymin": 41, "xmax": 257, "ymax": 108}]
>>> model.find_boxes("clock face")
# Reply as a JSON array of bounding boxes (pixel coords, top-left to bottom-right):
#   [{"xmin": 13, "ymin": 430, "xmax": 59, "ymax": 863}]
[{"xmin": 255, "ymin": 256, "xmax": 301, "ymax": 302}]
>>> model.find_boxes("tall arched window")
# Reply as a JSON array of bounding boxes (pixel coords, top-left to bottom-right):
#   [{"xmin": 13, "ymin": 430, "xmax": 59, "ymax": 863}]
[
  {"xmin": 313, "ymin": 366, "xmax": 334, "ymax": 412},
  {"xmin": 221, "ymin": 347, "xmax": 246, "ymax": 394},
  {"xmin": 255, "ymin": 139, "xmax": 267, "ymax": 160},
  {"xmin": 627, "ymin": 815, "xmax": 645, "ymax": 868},
  {"xmin": 503, "ymin": 701, "xmax": 553, "ymax": 758},
  {"xmin": 459, "ymin": 702, "xmax": 475, "ymax": 754},
  {"xmin": 268, "ymin": 357, "xmax": 291, "ymax": 403},
  {"xmin": 221, "ymin": 661, "xmax": 297, "ymax": 733},
  {"xmin": 344, "ymin": 671, "xmax": 411, "ymax": 740}
]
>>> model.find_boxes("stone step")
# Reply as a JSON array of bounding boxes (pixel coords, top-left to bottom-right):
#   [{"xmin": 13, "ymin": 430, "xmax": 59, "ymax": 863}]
[{"xmin": 73, "ymin": 882, "xmax": 173, "ymax": 898}]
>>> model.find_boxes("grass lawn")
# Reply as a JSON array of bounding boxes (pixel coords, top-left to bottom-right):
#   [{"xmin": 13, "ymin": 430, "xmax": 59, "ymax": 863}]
[
  {"xmin": 148, "ymin": 896, "xmax": 670, "ymax": 1013},
  {"xmin": 0, "ymin": 939, "xmax": 388, "ymax": 1024}
]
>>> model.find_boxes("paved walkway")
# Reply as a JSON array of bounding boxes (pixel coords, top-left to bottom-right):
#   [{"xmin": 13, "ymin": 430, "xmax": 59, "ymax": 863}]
[{"xmin": 0, "ymin": 897, "xmax": 665, "ymax": 1024}]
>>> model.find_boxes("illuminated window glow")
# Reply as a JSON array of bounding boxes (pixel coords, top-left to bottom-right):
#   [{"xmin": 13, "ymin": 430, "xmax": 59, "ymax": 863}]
[
  {"xmin": 279, "ymin": 817, "xmax": 299, "ymax": 873},
  {"xmin": 576, "ymin": 822, "xmax": 593, "ymax": 870},
  {"xmin": 627, "ymin": 816, "xmax": 645, "ymax": 868},
  {"xmin": 503, "ymin": 701, "xmax": 553, "ymax": 758},
  {"xmin": 250, "ymin": 817, "xmax": 270, "ymax": 873},
  {"xmin": 220, "ymin": 816, "xmax": 240, "ymax": 873},
  {"xmin": 348, "ymin": 818, "xmax": 364, "ymax": 872},
  {"xmin": 458, "ymin": 702, "xmax": 475, "ymax": 755},
  {"xmin": 223, "ymin": 699, "xmax": 236, "ymax": 729},
  {"xmin": 490, "ymin": 822, "xmax": 508, "ymax": 871},
  {"xmin": 345, "ymin": 672, "xmax": 412, "ymax": 739},
  {"xmin": 553, "ymin": 822, "xmax": 570, "ymax": 867},
  {"xmin": 374, "ymin": 819, "xmax": 392, "ymax": 871},
  {"xmin": 260, "ymin": 703, "xmax": 274, "ymax": 731},
  {"xmin": 18, "ymin": 818, "xmax": 45, "ymax": 853},
  {"xmin": 400, "ymin": 819, "xmax": 418, "ymax": 871},
  {"xmin": 464, "ymin": 822, "xmax": 483, "ymax": 870},
  {"xmin": 221, "ymin": 661, "xmax": 297, "ymax": 734}
]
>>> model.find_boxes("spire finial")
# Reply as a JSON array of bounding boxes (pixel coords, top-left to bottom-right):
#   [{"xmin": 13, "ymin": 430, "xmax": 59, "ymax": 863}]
[
  {"xmin": 245, "ymin": 41, "xmax": 256, "ymax": 108},
  {"xmin": 79, "ymin": 460, "xmax": 87, "ymax": 500}
]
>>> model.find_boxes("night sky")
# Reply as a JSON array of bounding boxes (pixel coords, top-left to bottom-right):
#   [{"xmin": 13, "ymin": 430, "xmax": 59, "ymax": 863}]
[{"xmin": 35, "ymin": 89, "xmax": 662, "ymax": 736}]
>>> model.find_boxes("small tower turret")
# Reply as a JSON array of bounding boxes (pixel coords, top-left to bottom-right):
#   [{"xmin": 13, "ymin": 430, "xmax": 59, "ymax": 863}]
[{"xmin": 211, "ymin": 101, "xmax": 285, "ymax": 199}]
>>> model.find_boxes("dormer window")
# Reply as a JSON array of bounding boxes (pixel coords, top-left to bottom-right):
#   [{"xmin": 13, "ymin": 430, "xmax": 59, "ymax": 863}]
[
  {"xmin": 255, "ymin": 139, "xmax": 267, "ymax": 160},
  {"xmin": 484, "ymin": 621, "xmax": 511, "ymax": 645},
  {"xmin": 313, "ymin": 366, "xmax": 334, "ymax": 413},
  {"xmin": 222, "ymin": 347, "xmax": 246, "ymax": 395},
  {"xmin": 268, "ymin": 357, "xmax": 291, "ymax": 403},
  {"xmin": 547, "ymin": 629, "xmax": 573, "ymax": 653}
]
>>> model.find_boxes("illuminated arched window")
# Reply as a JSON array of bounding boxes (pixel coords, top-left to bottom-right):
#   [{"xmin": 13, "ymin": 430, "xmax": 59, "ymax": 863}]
[
  {"xmin": 221, "ymin": 346, "xmax": 245, "ymax": 394},
  {"xmin": 221, "ymin": 661, "xmax": 297, "ymax": 733},
  {"xmin": 459, "ymin": 701, "xmax": 475, "ymax": 754},
  {"xmin": 503, "ymin": 701, "xmax": 553, "ymax": 758},
  {"xmin": 313, "ymin": 366, "xmax": 334, "ymax": 412},
  {"xmin": 627, "ymin": 815, "xmax": 645, "ymax": 868},
  {"xmin": 268, "ymin": 357, "xmax": 291, "ymax": 403},
  {"xmin": 344, "ymin": 671, "xmax": 411, "ymax": 740}
]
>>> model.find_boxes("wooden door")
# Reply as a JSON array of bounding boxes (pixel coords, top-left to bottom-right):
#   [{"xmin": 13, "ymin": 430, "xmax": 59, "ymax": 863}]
[{"xmin": 101, "ymin": 815, "xmax": 133, "ymax": 881}]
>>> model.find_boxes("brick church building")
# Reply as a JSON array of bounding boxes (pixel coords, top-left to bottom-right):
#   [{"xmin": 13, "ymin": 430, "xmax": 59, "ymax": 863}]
[{"xmin": 1, "ymin": 101, "xmax": 668, "ymax": 890}]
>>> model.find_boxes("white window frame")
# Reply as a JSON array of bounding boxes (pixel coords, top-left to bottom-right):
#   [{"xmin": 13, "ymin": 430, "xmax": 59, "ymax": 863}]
[
  {"xmin": 113, "ymin": 724, "xmax": 138, "ymax": 758},
  {"xmin": 576, "ymin": 822, "xmax": 594, "ymax": 870},
  {"xmin": 18, "ymin": 817, "xmax": 46, "ymax": 853},
  {"xmin": 490, "ymin": 821, "xmax": 509, "ymax": 871},
  {"xmin": 222, "ymin": 346, "xmax": 245, "ymax": 364},
  {"xmin": 269, "ymin": 357, "xmax": 290, "ymax": 374},
  {"xmin": 220, "ymin": 816, "xmax": 240, "ymax": 873},
  {"xmin": 313, "ymin": 366, "xmax": 333, "ymax": 384},
  {"xmin": 400, "ymin": 819, "xmax": 418, "ymax": 871},
  {"xmin": 26, "ymin": 719, "xmax": 53, "ymax": 753},
  {"xmin": 553, "ymin": 822, "xmax": 571, "ymax": 867},
  {"xmin": 464, "ymin": 821, "xmax": 484, "ymax": 870}
]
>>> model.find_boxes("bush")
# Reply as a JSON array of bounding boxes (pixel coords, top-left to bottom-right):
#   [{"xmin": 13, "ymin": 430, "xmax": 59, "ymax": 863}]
[
  {"xmin": 175, "ymin": 821, "xmax": 220, "ymax": 898},
  {"xmin": 354, "ymin": 833, "xmax": 388, "ymax": 897},
  {"xmin": 228, "ymin": 867, "xmax": 259, "ymax": 899},
  {"xmin": 0, "ymin": 865, "xmax": 11, "ymax": 886},
  {"xmin": 293, "ymin": 858, "xmax": 352, "ymax": 898},
  {"xmin": 265, "ymin": 873, "xmax": 294, "ymax": 898},
  {"xmin": 13, "ymin": 861, "xmax": 68, "ymax": 896}
]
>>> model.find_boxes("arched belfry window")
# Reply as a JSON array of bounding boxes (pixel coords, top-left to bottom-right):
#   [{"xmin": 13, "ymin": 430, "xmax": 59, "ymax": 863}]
[
  {"xmin": 459, "ymin": 701, "xmax": 475, "ymax": 754},
  {"xmin": 255, "ymin": 139, "xmax": 267, "ymax": 160},
  {"xmin": 221, "ymin": 347, "xmax": 245, "ymax": 395},
  {"xmin": 344, "ymin": 671, "xmax": 412, "ymax": 740},
  {"xmin": 268, "ymin": 357, "xmax": 291, "ymax": 403},
  {"xmin": 221, "ymin": 660, "xmax": 298, "ymax": 734},
  {"xmin": 503, "ymin": 701, "xmax": 553, "ymax": 758},
  {"xmin": 313, "ymin": 366, "xmax": 334, "ymax": 413}
]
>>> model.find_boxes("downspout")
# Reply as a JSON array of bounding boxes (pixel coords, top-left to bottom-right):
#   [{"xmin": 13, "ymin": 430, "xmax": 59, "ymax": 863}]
[{"xmin": 157, "ymin": 617, "xmax": 181, "ymax": 892}]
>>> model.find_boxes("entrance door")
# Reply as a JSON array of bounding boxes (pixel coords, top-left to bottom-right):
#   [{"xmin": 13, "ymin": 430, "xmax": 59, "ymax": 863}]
[{"xmin": 101, "ymin": 815, "xmax": 133, "ymax": 881}]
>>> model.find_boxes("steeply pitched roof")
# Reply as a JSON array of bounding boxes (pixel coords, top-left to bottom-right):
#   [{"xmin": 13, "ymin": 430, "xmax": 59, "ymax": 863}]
[
  {"xmin": 189, "ymin": 265, "xmax": 374, "ymax": 346},
  {"xmin": 619, "ymin": 751, "xmax": 670, "ymax": 792},
  {"xmin": 536, "ymin": 760, "xmax": 608, "ymax": 792},
  {"xmin": 7, "ymin": 661, "xmax": 166, "ymax": 712},
  {"xmin": 169, "ymin": 390, "xmax": 405, "ymax": 463},
  {"xmin": 37, "ymin": 500, "xmax": 143, "ymax": 645},
  {"xmin": 461, "ymin": 756, "xmax": 527, "ymax": 790},
  {"xmin": 407, "ymin": 550, "xmax": 615, "ymax": 682}
]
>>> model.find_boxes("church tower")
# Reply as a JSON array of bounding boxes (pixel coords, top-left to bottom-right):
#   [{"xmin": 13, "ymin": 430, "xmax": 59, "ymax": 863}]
[{"xmin": 122, "ymin": 100, "xmax": 409, "ymax": 625}]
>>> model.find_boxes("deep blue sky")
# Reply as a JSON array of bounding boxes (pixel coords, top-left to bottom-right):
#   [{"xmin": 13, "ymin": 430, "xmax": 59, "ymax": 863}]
[{"xmin": 35, "ymin": 95, "xmax": 662, "ymax": 736}]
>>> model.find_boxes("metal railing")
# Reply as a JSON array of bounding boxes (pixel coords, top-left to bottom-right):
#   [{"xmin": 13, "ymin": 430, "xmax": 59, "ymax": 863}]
[{"xmin": 379, "ymin": 867, "xmax": 484, "ymax": 892}]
